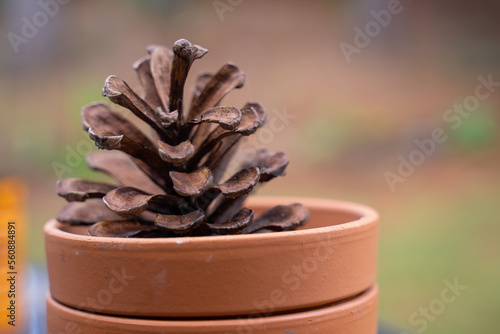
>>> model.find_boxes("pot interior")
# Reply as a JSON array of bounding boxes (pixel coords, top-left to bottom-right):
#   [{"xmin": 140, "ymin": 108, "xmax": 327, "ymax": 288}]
[{"xmin": 58, "ymin": 196, "xmax": 366, "ymax": 236}]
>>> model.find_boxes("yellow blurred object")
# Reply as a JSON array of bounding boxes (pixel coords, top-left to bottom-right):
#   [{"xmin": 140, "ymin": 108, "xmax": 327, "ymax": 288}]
[{"xmin": 0, "ymin": 178, "xmax": 27, "ymax": 333}]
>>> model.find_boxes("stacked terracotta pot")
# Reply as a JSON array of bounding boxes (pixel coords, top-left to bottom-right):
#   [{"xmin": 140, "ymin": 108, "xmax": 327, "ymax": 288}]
[{"xmin": 45, "ymin": 196, "xmax": 379, "ymax": 333}]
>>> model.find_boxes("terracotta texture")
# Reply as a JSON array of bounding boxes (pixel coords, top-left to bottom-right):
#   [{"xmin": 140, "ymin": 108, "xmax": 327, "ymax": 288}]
[
  {"xmin": 46, "ymin": 285, "xmax": 378, "ymax": 333},
  {"xmin": 45, "ymin": 196, "xmax": 379, "ymax": 318}
]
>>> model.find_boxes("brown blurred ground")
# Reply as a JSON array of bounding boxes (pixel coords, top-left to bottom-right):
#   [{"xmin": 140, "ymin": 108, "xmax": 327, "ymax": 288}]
[{"xmin": 0, "ymin": 1, "xmax": 499, "ymax": 333}]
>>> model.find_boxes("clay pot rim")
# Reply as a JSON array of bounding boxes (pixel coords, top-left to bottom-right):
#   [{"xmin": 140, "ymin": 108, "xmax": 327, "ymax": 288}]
[
  {"xmin": 47, "ymin": 285, "xmax": 378, "ymax": 327},
  {"xmin": 46, "ymin": 196, "xmax": 378, "ymax": 245}
]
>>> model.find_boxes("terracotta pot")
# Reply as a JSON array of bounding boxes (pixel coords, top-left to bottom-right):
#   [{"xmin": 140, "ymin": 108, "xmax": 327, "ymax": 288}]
[
  {"xmin": 47, "ymin": 285, "xmax": 378, "ymax": 333},
  {"xmin": 45, "ymin": 196, "xmax": 379, "ymax": 331}
]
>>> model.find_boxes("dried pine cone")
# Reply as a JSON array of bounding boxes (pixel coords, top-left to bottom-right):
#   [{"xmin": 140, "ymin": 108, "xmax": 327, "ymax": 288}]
[{"xmin": 56, "ymin": 39, "xmax": 310, "ymax": 237}]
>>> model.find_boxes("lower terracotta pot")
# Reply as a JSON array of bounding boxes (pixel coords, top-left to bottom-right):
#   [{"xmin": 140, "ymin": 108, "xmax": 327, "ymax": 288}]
[
  {"xmin": 47, "ymin": 284, "xmax": 378, "ymax": 333},
  {"xmin": 45, "ymin": 196, "xmax": 379, "ymax": 331}
]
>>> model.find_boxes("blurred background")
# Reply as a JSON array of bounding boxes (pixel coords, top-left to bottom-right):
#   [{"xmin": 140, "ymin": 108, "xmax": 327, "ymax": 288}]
[{"xmin": 0, "ymin": 0, "xmax": 499, "ymax": 333}]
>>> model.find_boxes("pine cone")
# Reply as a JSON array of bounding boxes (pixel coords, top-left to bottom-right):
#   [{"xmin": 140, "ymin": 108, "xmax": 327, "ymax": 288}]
[{"xmin": 56, "ymin": 39, "xmax": 310, "ymax": 237}]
